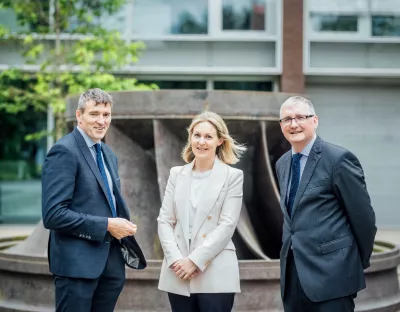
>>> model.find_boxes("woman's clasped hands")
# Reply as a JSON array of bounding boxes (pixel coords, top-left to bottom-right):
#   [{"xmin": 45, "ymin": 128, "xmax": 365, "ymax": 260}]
[{"xmin": 171, "ymin": 258, "xmax": 200, "ymax": 280}]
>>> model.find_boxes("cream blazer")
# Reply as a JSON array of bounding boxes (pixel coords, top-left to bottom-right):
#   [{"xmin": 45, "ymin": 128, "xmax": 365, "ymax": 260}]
[{"xmin": 157, "ymin": 158, "xmax": 244, "ymax": 296}]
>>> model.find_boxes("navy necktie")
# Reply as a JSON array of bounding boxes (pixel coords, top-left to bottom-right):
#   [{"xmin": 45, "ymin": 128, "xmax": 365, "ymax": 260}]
[
  {"xmin": 95, "ymin": 143, "xmax": 117, "ymax": 217},
  {"xmin": 287, "ymin": 153, "xmax": 302, "ymax": 217}
]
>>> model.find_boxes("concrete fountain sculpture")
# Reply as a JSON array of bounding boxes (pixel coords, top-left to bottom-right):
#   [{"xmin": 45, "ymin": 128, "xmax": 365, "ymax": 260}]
[{"xmin": 0, "ymin": 90, "xmax": 399, "ymax": 311}]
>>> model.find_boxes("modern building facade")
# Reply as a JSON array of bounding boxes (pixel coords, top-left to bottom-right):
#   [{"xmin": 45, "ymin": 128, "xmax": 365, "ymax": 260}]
[{"xmin": 0, "ymin": 0, "xmax": 399, "ymax": 228}]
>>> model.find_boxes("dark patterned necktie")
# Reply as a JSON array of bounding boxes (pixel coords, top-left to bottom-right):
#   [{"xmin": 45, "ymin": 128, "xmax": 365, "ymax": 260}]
[
  {"xmin": 95, "ymin": 143, "xmax": 117, "ymax": 217},
  {"xmin": 287, "ymin": 153, "xmax": 302, "ymax": 217}
]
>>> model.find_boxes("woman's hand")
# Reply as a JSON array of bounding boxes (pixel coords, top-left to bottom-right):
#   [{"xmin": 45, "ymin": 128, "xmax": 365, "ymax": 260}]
[
  {"xmin": 188, "ymin": 269, "xmax": 200, "ymax": 280},
  {"xmin": 170, "ymin": 260, "xmax": 179, "ymax": 270},
  {"xmin": 173, "ymin": 258, "xmax": 198, "ymax": 280}
]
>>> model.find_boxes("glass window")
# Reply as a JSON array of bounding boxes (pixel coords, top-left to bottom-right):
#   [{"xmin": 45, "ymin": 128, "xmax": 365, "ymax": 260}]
[
  {"xmin": 68, "ymin": 2, "xmax": 128, "ymax": 34},
  {"xmin": 0, "ymin": 109, "xmax": 46, "ymax": 224},
  {"xmin": 311, "ymin": 14, "xmax": 358, "ymax": 32},
  {"xmin": 0, "ymin": 8, "xmax": 40, "ymax": 33},
  {"xmin": 138, "ymin": 80, "xmax": 206, "ymax": 89},
  {"xmin": 372, "ymin": 15, "xmax": 400, "ymax": 37},
  {"xmin": 214, "ymin": 81, "xmax": 272, "ymax": 91},
  {"xmin": 222, "ymin": 0, "xmax": 265, "ymax": 31},
  {"xmin": 132, "ymin": 0, "xmax": 208, "ymax": 36},
  {"xmin": 0, "ymin": 8, "xmax": 22, "ymax": 32}
]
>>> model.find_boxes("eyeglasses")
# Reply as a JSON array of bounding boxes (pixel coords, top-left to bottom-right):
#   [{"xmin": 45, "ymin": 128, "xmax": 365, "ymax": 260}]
[{"xmin": 279, "ymin": 115, "xmax": 314, "ymax": 126}]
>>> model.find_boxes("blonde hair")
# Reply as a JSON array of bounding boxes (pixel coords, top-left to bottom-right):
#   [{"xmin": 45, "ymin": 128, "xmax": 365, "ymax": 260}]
[{"xmin": 182, "ymin": 111, "xmax": 247, "ymax": 165}]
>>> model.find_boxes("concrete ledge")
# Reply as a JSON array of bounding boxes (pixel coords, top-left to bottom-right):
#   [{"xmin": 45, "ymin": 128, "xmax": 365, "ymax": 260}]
[{"xmin": 0, "ymin": 239, "xmax": 399, "ymax": 311}]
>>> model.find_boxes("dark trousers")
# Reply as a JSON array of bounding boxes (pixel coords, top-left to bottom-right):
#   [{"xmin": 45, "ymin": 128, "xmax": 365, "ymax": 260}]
[
  {"xmin": 283, "ymin": 250, "xmax": 355, "ymax": 312},
  {"xmin": 168, "ymin": 292, "xmax": 235, "ymax": 312},
  {"xmin": 54, "ymin": 240, "xmax": 126, "ymax": 312}
]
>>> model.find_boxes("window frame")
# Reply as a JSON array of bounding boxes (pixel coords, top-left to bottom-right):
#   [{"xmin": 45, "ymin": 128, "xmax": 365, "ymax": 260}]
[
  {"xmin": 210, "ymin": 0, "xmax": 278, "ymax": 38},
  {"xmin": 307, "ymin": 0, "xmax": 400, "ymax": 41},
  {"xmin": 126, "ymin": 0, "xmax": 280, "ymax": 41},
  {"xmin": 304, "ymin": 0, "xmax": 400, "ymax": 76}
]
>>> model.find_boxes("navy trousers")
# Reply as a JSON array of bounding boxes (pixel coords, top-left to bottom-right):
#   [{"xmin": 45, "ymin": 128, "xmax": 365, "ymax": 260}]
[
  {"xmin": 54, "ymin": 240, "xmax": 125, "ymax": 312},
  {"xmin": 283, "ymin": 250, "xmax": 355, "ymax": 312},
  {"xmin": 168, "ymin": 292, "xmax": 235, "ymax": 312}
]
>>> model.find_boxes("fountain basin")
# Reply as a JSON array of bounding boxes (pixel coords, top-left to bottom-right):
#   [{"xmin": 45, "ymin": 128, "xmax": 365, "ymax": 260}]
[{"xmin": 0, "ymin": 238, "xmax": 399, "ymax": 312}]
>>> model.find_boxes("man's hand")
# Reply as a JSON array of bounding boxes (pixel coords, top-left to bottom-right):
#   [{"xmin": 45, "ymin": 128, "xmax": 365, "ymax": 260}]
[
  {"xmin": 173, "ymin": 258, "xmax": 198, "ymax": 280},
  {"xmin": 107, "ymin": 218, "xmax": 137, "ymax": 239}
]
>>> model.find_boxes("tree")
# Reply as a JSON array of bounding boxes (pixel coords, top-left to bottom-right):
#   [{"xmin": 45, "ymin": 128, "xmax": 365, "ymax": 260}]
[{"xmin": 0, "ymin": 0, "xmax": 157, "ymax": 144}]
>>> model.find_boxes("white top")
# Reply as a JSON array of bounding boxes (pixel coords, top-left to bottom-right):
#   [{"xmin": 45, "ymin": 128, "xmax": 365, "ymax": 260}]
[{"xmin": 189, "ymin": 169, "xmax": 212, "ymax": 239}]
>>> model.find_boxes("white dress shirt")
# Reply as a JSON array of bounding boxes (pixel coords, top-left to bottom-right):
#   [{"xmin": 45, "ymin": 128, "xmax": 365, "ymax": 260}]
[{"xmin": 189, "ymin": 169, "xmax": 212, "ymax": 240}]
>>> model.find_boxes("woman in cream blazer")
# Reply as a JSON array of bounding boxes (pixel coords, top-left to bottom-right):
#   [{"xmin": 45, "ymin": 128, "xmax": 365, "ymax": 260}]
[{"xmin": 157, "ymin": 111, "xmax": 246, "ymax": 312}]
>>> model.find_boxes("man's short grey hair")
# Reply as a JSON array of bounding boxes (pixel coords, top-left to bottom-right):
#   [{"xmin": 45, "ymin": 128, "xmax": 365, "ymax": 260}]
[
  {"xmin": 280, "ymin": 96, "xmax": 316, "ymax": 117},
  {"xmin": 77, "ymin": 88, "xmax": 114, "ymax": 112}
]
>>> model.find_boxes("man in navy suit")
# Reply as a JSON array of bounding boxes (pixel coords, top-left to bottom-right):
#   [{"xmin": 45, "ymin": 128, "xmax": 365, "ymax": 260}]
[
  {"xmin": 275, "ymin": 96, "xmax": 376, "ymax": 312},
  {"xmin": 42, "ymin": 88, "xmax": 138, "ymax": 312}
]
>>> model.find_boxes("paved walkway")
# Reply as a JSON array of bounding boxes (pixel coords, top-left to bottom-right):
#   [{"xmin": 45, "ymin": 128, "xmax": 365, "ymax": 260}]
[
  {"xmin": 375, "ymin": 230, "xmax": 400, "ymax": 245},
  {"xmin": 0, "ymin": 224, "xmax": 36, "ymax": 239}
]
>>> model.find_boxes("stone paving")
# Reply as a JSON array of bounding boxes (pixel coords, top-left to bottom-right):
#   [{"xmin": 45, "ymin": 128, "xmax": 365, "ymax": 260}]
[{"xmin": 0, "ymin": 224, "xmax": 36, "ymax": 239}]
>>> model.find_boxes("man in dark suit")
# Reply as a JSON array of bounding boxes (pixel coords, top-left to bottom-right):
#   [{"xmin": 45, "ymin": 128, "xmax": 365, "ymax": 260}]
[
  {"xmin": 42, "ymin": 88, "xmax": 138, "ymax": 312},
  {"xmin": 275, "ymin": 96, "xmax": 376, "ymax": 312}
]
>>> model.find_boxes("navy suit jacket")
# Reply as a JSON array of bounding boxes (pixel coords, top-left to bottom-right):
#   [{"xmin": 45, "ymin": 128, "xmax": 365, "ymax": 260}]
[
  {"xmin": 276, "ymin": 136, "xmax": 377, "ymax": 302},
  {"xmin": 42, "ymin": 128, "xmax": 130, "ymax": 279}
]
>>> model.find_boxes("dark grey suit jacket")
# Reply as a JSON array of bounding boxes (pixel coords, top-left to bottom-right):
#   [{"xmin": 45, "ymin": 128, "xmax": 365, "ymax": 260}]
[
  {"xmin": 276, "ymin": 136, "xmax": 376, "ymax": 302},
  {"xmin": 42, "ymin": 128, "xmax": 131, "ymax": 279}
]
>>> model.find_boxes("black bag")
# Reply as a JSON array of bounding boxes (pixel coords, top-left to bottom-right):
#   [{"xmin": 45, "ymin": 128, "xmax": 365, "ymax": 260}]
[{"xmin": 119, "ymin": 236, "xmax": 147, "ymax": 270}]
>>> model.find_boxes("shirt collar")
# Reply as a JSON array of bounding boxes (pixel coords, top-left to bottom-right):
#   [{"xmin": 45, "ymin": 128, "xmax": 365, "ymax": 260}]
[
  {"xmin": 291, "ymin": 134, "xmax": 317, "ymax": 157},
  {"xmin": 77, "ymin": 126, "xmax": 99, "ymax": 149}
]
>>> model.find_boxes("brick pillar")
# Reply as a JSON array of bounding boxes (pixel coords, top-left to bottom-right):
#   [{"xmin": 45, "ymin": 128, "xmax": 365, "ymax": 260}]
[{"xmin": 281, "ymin": 0, "xmax": 305, "ymax": 94}]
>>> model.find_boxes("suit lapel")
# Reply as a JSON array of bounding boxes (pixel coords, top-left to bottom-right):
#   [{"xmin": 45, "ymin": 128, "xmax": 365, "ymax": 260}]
[
  {"xmin": 102, "ymin": 146, "xmax": 130, "ymax": 218},
  {"xmin": 174, "ymin": 162, "xmax": 193, "ymax": 250},
  {"xmin": 280, "ymin": 152, "xmax": 292, "ymax": 220},
  {"xmin": 191, "ymin": 158, "xmax": 227, "ymax": 242},
  {"xmin": 72, "ymin": 129, "xmax": 112, "ymax": 215},
  {"xmin": 291, "ymin": 137, "xmax": 322, "ymax": 219}
]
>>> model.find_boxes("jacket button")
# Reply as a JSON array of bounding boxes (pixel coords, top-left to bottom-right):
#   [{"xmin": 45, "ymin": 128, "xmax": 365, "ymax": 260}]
[
  {"xmin": 207, "ymin": 216, "xmax": 212, "ymax": 220},
  {"xmin": 202, "ymin": 233, "xmax": 207, "ymax": 238}
]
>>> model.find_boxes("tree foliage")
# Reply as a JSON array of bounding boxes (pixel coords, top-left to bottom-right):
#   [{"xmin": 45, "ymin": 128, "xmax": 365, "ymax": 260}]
[{"xmin": 0, "ymin": 0, "xmax": 157, "ymax": 142}]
